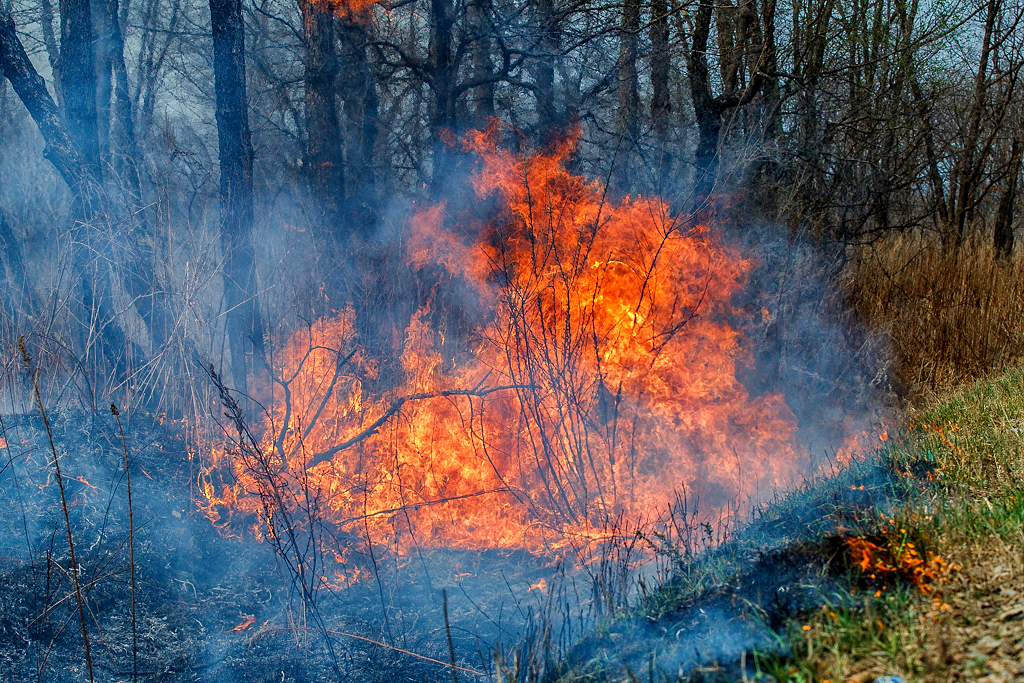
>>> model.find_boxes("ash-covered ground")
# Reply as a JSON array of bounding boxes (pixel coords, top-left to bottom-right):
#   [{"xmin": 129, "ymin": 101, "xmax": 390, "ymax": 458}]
[
  {"xmin": 0, "ymin": 406, "xmax": 903, "ymax": 683},
  {"xmin": 0, "ymin": 411, "xmax": 567, "ymax": 682}
]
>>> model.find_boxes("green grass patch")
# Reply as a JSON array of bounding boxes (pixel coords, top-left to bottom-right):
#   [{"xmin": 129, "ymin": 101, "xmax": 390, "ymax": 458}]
[{"xmin": 758, "ymin": 365, "xmax": 1024, "ymax": 682}]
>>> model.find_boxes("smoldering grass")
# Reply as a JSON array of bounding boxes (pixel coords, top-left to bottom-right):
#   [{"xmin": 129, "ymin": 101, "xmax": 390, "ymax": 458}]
[{"xmin": 749, "ymin": 365, "xmax": 1024, "ymax": 681}]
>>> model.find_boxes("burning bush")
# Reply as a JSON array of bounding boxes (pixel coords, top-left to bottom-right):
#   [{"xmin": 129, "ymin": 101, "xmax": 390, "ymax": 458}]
[{"xmin": 200, "ymin": 124, "xmax": 810, "ymax": 577}]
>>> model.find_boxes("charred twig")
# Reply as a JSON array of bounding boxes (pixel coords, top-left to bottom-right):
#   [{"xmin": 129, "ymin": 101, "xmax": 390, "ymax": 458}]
[
  {"xmin": 321, "ymin": 629, "xmax": 486, "ymax": 676},
  {"xmin": 19, "ymin": 337, "xmax": 95, "ymax": 683},
  {"xmin": 336, "ymin": 488, "xmax": 512, "ymax": 527},
  {"xmin": 205, "ymin": 363, "xmax": 344, "ymax": 678},
  {"xmin": 443, "ymin": 588, "xmax": 460, "ymax": 683},
  {"xmin": 110, "ymin": 403, "xmax": 138, "ymax": 683}
]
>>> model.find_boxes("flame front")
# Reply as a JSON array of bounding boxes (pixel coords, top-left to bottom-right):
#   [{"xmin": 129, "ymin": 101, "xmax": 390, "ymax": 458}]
[{"xmin": 200, "ymin": 124, "xmax": 808, "ymax": 568}]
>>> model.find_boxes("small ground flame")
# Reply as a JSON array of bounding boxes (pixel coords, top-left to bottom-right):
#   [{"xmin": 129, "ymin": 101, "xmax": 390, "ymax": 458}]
[{"xmin": 200, "ymin": 124, "xmax": 810, "ymax": 570}]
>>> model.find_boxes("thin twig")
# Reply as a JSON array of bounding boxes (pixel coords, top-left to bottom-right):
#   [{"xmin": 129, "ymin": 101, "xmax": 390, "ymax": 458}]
[
  {"xmin": 19, "ymin": 336, "xmax": 94, "ymax": 683},
  {"xmin": 443, "ymin": 588, "xmax": 460, "ymax": 683},
  {"xmin": 323, "ymin": 629, "xmax": 486, "ymax": 676},
  {"xmin": 110, "ymin": 403, "xmax": 137, "ymax": 683},
  {"xmin": 304, "ymin": 383, "xmax": 534, "ymax": 469}
]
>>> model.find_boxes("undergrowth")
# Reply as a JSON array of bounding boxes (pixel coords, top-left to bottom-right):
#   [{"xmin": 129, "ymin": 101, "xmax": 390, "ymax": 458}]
[{"xmin": 848, "ymin": 232, "xmax": 1024, "ymax": 394}]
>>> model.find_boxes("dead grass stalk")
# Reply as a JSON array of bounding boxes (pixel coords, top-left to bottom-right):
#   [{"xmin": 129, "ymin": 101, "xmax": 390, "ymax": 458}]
[{"xmin": 847, "ymin": 232, "xmax": 1024, "ymax": 393}]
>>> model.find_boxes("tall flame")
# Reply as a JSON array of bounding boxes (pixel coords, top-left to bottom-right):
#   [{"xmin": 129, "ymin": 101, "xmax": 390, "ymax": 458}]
[{"xmin": 200, "ymin": 123, "xmax": 808, "ymax": 569}]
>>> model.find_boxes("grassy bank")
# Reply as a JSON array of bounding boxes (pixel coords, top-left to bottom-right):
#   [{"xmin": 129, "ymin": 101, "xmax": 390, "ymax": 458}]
[
  {"xmin": 761, "ymin": 364, "xmax": 1024, "ymax": 683},
  {"xmin": 544, "ymin": 365, "xmax": 1024, "ymax": 683}
]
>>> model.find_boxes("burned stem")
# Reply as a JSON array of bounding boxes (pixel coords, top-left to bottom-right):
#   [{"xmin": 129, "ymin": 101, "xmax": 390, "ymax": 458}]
[
  {"xmin": 443, "ymin": 588, "xmax": 459, "ymax": 683},
  {"xmin": 205, "ymin": 362, "xmax": 344, "ymax": 677},
  {"xmin": 19, "ymin": 336, "xmax": 95, "ymax": 683},
  {"xmin": 110, "ymin": 403, "xmax": 137, "ymax": 683}
]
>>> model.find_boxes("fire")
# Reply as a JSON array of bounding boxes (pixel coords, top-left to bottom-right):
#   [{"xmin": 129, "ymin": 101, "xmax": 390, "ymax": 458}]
[
  {"xmin": 200, "ymin": 123, "xmax": 810, "ymax": 570},
  {"xmin": 312, "ymin": 0, "xmax": 377, "ymax": 18},
  {"xmin": 844, "ymin": 523, "xmax": 954, "ymax": 594}
]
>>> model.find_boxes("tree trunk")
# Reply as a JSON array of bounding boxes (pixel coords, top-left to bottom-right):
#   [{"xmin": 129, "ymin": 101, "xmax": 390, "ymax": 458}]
[
  {"xmin": 106, "ymin": 0, "xmax": 140, "ymax": 192},
  {"xmin": 95, "ymin": 0, "xmax": 113, "ymax": 170},
  {"xmin": 428, "ymin": 0, "xmax": 455, "ymax": 198},
  {"xmin": 994, "ymin": 137, "xmax": 1021, "ymax": 259},
  {"xmin": 299, "ymin": 0, "xmax": 345, "ymax": 231},
  {"xmin": 0, "ymin": 13, "xmax": 88, "ymax": 187},
  {"xmin": 650, "ymin": 0, "xmax": 671, "ymax": 186},
  {"xmin": 535, "ymin": 0, "xmax": 560, "ymax": 143},
  {"xmin": 687, "ymin": 0, "xmax": 723, "ymax": 207},
  {"xmin": 470, "ymin": 0, "xmax": 494, "ymax": 126},
  {"xmin": 2, "ymin": 12, "xmax": 150, "ymax": 391},
  {"xmin": 685, "ymin": 0, "xmax": 773, "ymax": 210},
  {"xmin": 210, "ymin": 0, "xmax": 265, "ymax": 396},
  {"xmin": 951, "ymin": 0, "xmax": 998, "ymax": 244},
  {"xmin": 40, "ymin": 0, "xmax": 61, "ymax": 108},
  {"xmin": 339, "ymin": 17, "xmax": 378, "ymax": 231},
  {"xmin": 59, "ymin": 0, "xmax": 101, "ymax": 174},
  {"xmin": 615, "ymin": 0, "xmax": 640, "ymax": 189}
]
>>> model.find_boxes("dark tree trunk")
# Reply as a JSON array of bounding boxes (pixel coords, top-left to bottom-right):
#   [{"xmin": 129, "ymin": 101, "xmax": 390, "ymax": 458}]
[
  {"xmin": 2, "ymin": 12, "xmax": 147, "ymax": 390},
  {"xmin": 687, "ymin": 0, "xmax": 723, "ymax": 207},
  {"xmin": 59, "ymin": 0, "xmax": 101, "ymax": 174},
  {"xmin": 104, "ymin": 0, "xmax": 167, "ymax": 359},
  {"xmin": 950, "ymin": 0, "xmax": 998, "ymax": 245},
  {"xmin": 40, "ymin": 0, "xmax": 61, "ymax": 107},
  {"xmin": 105, "ymin": 0, "xmax": 140, "ymax": 191},
  {"xmin": 650, "ymin": 0, "xmax": 671, "ymax": 186},
  {"xmin": 617, "ymin": 0, "xmax": 640, "ymax": 124},
  {"xmin": 685, "ymin": 0, "xmax": 773, "ymax": 211},
  {"xmin": 0, "ymin": 13, "xmax": 88, "ymax": 187},
  {"xmin": 299, "ymin": 0, "xmax": 345, "ymax": 231},
  {"xmin": 429, "ymin": 0, "xmax": 455, "ymax": 198},
  {"xmin": 535, "ymin": 0, "xmax": 560, "ymax": 143},
  {"xmin": 470, "ymin": 0, "xmax": 494, "ymax": 126},
  {"xmin": 615, "ymin": 0, "xmax": 640, "ymax": 189},
  {"xmin": 994, "ymin": 137, "xmax": 1021, "ymax": 259},
  {"xmin": 95, "ymin": 0, "xmax": 113, "ymax": 169},
  {"xmin": 339, "ymin": 16, "xmax": 378, "ymax": 230},
  {"xmin": 210, "ymin": 0, "xmax": 265, "ymax": 395},
  {"xmin": 758, "ymin": 0, "xmax": 780, "ymax": 138}
]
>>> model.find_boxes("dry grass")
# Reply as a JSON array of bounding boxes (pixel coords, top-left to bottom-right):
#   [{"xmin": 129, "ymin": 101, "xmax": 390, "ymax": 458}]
[{"xmin": 846, "ymin": 232, "xmax": 1024, "ymax": 394}]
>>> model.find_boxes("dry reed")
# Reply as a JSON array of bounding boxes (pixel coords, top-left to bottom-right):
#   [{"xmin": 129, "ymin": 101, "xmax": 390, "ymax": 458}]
[{"xmin": 846, "ymin": 232, "xmax": 1024, "ymax": 393}]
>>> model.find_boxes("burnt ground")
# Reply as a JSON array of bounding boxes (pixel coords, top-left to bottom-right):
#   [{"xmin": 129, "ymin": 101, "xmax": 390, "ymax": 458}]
[
  {"xmin": 0, "ymin": 411, "xmax": 560, "ymax": 682},
  {"xmin": 0, "ymin": 409, "xmax": 907, "ymax": 683},
  {"xmin": 554, "ymin": 457, "xmax": 913, "ymax": 682}
]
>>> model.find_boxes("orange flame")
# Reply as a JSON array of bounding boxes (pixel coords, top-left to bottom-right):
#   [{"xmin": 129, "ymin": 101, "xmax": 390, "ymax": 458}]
[
  {"xmin": 200, "ymin": 123, "xmax": 811, "ymax": 569},
  {"xmin": 313, "ymin": 0, "xmax": 377, "ymax": 18},
  {"xmin": 845, "ymin": 527, "xmax": 953, "ymax": 595}
]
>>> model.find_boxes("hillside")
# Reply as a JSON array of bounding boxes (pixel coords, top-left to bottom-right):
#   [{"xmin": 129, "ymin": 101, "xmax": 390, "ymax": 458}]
[{"xmin": 545, "ymin": 366, "xmax": 1024, "ymax": 682}]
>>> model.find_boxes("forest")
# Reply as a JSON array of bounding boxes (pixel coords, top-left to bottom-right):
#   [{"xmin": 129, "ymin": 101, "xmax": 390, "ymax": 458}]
[{"xmin": 1, "ymin": 0, "xmax": 1024, "ymax": 680}]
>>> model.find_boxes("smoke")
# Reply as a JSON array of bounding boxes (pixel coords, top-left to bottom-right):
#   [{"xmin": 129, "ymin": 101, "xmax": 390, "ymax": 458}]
[{"xmin": 0, "ymin": 63, "xmax": 896, "ymax": 679}]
